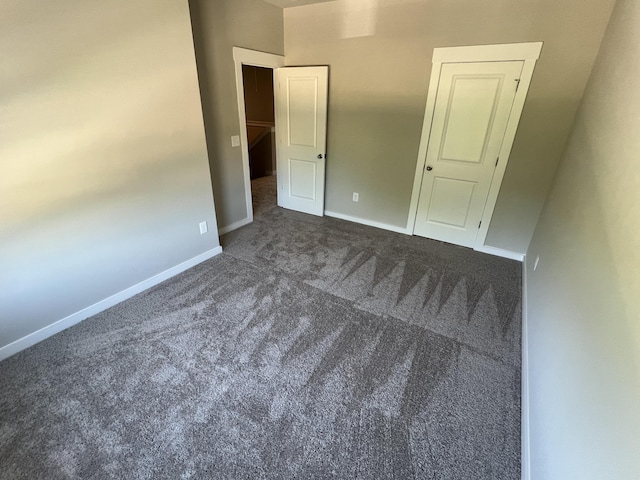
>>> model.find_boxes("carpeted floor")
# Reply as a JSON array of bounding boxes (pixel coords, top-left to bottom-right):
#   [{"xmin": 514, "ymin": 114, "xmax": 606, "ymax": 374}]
[
  {"xmin": 0, "ymin": 176, "xmax": 522, "ymax": 479},
  {"xmin": 251, "ymin": 174, "xmax": 278, "ymax": 216}
]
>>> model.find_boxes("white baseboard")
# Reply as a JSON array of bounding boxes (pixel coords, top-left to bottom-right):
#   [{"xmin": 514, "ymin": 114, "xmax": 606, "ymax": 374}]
[
  {"xmin": 0, "ymin": 246, "xmax": 223, "ymax": 362},
  {"xmin": 475, "ymin": 245, "xmax": 525, "ymax": 262},
  {"xmin": 324, "ymin": 210, "xmax": 410, "ymax": 235},
  {"xmin": 322, "ymin": 212, "xmax": 527, "ymax": 263},
  {"xmin": 218, "ymin": 217, "xmax": 252, "ymax": 236},
  {"xmin": 521, "ymin": 256, "xmax": 531, "ymax": 480}
]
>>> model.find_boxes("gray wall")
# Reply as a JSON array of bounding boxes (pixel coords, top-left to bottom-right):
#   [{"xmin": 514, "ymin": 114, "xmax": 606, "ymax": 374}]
[
  {"xmin": 525, "ymin": 0, "xmax": 640, "ymax": 477},
  {"xmin": 189, "ymin": 0, "xmax": 284, "ymax": 230},
  {"xmin": 0, "ymin": 0, "xmax": 218, "ymax": 348},
  {"xmin": 284, "ymin": 0, "xmax": 615, "ymax": 254}
]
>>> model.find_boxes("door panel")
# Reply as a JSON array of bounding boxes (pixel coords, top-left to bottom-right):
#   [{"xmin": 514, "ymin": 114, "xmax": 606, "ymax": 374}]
[
  {"xmin": 276, "ymin": 66, "xmax": 328, "ymax": 216},
  {"xmin": 287, "ymin": 78, "xmax": 318, "ymax": 147},
  {"xmin": 414, "ymin": 61, "xmax": 523, "ymax": 247},
  {"xmin": 428, "ymin": 177, "xmax": 476, "ymax": 227},
  {"xmin": 441, "ymin": 77, "xmax": 501, "ymax": 163},
  {"xmin": 289, "ymin": 158, "xmax": 316, "ymax": 200}
]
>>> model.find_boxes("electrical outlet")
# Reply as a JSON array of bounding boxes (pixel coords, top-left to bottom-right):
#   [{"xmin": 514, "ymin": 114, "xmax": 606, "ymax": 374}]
[
  {"xmin": 231, "ymin": 135, "xmax": 240, "ymax": 147},
  {"xmin": 533, "ymin": 255, "xmax": 540, "ymax": 271},
  {"xmin": 199, "ymin": 221, "xmax": 208, "ymax": 235},
  {"xmin": 352, "ymin": 192, "xmax": 359, "ymax": 202}
]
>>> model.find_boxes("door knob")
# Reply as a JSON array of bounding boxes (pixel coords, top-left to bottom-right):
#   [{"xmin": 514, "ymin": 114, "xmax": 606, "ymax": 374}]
[
  {"xmin": 426, "ymin": 165, "xmax": 433, "ymax": 171},
  {"xmin": 317, "ymin": 154, "xmax": 324, "ymax": 159}
]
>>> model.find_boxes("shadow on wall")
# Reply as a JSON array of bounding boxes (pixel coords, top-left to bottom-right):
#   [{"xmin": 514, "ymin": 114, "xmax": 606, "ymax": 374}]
[
  {"xmin": 322, "ymin": 83, "xmax": 586, "ymax": 249},
  {"xmin": 1, "ymin": 0, "xmax": 216, "ymax": 347},
  {"xmin": 186, "ymin": 0, "xmax": 284, "ymax": 229},
  {"xmin": 323, "ymin": 100, "xmax": 426, "ymax": 228},
  {"xmin": 187, "ymin": 0, "xmax": 229, "ymax": 216},
  {"xmin": 3, "ymin": 6, "xmax": 208, "ymax": 237},
  {"xmin": 485, "ymin": 94, "xmax": 581, "ymax": 250}
]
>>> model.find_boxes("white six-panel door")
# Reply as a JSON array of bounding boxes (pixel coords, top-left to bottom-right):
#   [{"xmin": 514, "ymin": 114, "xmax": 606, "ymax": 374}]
[
  {"xmin": 413, "ymin": 61, "xmax": 523, "ymax": 247},
  {"xmin": 275, "ymin": 66, "xmax": 328, "ymax": 216}
]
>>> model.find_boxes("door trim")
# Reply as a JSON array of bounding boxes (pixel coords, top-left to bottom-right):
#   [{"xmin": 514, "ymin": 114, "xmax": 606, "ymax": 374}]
[
  {"xmin": 407, "ymin": 42, "xmax": 543, "ymax": 251},
  {"xmin": 232, "ymin": 47, "xmax": 285, "ymax": 227}
]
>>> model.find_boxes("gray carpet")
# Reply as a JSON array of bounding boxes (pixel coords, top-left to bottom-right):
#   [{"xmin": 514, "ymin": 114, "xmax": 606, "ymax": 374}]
[{"xmin": 0, "ymin": 177, "xmax": 522, "ymax": 479}]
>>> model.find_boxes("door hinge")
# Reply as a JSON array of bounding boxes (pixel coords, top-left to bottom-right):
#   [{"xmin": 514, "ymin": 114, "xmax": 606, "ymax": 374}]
[
  {"xmin": 495, "ymin": 157, "xmax": 499, "ymax": 167},
  {"xmin": 478, "ymin": 220, "xmax": 482, "ymax": 229},
  {"xmin": 515, "ymin": 78, "xmax": 521, "ymax": 92}
]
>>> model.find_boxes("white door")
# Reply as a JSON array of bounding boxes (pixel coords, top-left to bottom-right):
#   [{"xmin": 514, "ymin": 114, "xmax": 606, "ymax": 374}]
[
  {"xmin": 413, "ymin": 61, "xmax": 523, "ymax": 247},
  {"xmin": 275, "ymin": 66, "xmax": 328, "ymax": 216}
]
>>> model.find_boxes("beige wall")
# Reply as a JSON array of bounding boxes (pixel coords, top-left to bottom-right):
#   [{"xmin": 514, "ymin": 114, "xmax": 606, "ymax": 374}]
[
  {"xmin": 525, "ymin": 0, "xmax": 640, "ymax": 477},
  {"xmin": 0, "ymin": 0, "xmax": 218, "ymax": 348},
  {"xmin": 284, "ymin": 0, "xmax": 615, "ymax": 254},
  {"xmin": 189, "ymin": 0, "xmax": 283, "ymax": 229}
]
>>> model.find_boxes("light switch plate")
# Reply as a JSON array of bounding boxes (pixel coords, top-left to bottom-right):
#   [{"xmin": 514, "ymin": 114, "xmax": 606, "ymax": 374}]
[{"xmin": 231, "ymin": 135, "xmax": 240, "ymax": 147}]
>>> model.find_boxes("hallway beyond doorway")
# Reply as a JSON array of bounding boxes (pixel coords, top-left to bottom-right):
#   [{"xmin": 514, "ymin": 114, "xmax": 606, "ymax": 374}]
[{"xmin": 251, "ymin": 174, "xmax": 277, "ymax": 216}]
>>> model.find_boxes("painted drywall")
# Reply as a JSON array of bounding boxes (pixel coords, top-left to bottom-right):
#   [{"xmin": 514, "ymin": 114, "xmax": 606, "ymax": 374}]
[
  {"xmin": 284, "ymin": 0, "xmax": 615, "ymax": 254},
  {"xmin": 189, "ymin": 0, "xmax": 284, "ymax": 230},
  {"xmin": 525, "ymin": 0, "xmax": 640, "ymax": 477},
  {"xmin": 0, "ymin": 0, "xmax": 218, "ymax": 349},
  {"xmin": 263, "ymin": 0, "xmax": 335, "ymax": 8}
]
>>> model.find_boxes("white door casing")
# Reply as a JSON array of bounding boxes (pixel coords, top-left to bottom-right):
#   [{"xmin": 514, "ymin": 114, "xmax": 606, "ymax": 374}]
[
  {"xmin": 232, "ymin": 47, "xmax": 285, "ymax": 233},
  {"xmin": 407, "ymin": 42, "xmax": 542, "ymax": 253},
  {"xmin": 275, "ymin": 66, "xmax": 329, "ymax": 216}
]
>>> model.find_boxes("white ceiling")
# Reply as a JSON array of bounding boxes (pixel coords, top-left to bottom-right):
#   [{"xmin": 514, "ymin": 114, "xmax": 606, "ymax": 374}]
[{"xmin": 262, "ymin": 0, "xmax": 336, "ymax": 8}]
